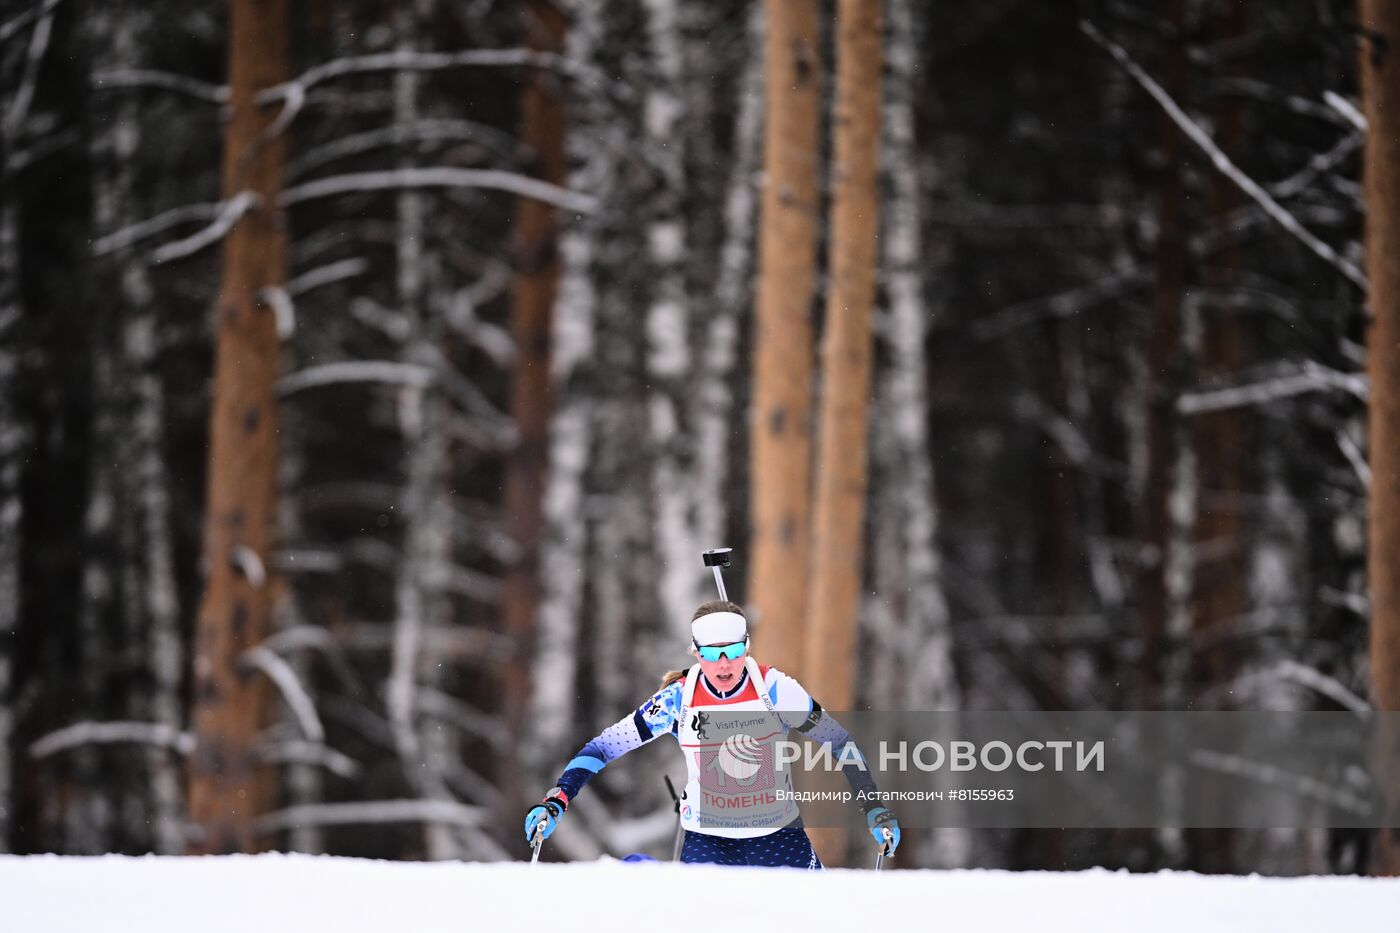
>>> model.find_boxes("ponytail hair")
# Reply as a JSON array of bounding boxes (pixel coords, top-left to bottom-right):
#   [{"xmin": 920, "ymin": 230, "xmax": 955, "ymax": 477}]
[{"xmin": 656, "ymin": 600, "xmax": 747, "ymax": 690}]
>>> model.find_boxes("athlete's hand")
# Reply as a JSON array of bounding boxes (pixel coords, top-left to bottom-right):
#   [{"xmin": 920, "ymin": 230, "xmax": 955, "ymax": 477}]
[
  {"xmin": 524, "ymin": 790, "xmax": 569, "ymax": 843},
  {"xmin": 866, "ymin": 806, "xmax": 901, "ymax": 856}
]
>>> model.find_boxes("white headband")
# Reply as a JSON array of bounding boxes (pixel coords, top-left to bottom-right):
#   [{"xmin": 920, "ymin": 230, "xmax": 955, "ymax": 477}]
[{"xmin": 691, "ymin": 610, "xmax": 747, "ymax": 646}]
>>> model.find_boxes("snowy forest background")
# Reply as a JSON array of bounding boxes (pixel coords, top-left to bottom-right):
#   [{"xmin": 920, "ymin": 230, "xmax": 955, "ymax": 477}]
[{"xmin": 3, "ymin": 0, "xmax": 1399, "ymax": 876}]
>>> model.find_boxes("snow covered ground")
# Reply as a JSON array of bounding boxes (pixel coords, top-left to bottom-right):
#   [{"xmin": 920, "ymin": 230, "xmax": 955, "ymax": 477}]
[{"xmin": 2, "ymin": 853, "xmax": 1396, "ymax": 933}]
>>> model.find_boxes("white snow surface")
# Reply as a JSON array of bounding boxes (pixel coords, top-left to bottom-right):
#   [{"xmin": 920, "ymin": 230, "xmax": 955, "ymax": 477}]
[{"xmin": 2, "ymin": 852, "xmax": 1396, "ymax": 933}]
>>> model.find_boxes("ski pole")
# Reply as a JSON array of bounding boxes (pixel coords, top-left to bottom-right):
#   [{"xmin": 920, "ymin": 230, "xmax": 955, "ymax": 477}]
[
  {"xmin": 702, "ymin": 548, "xmax": 732, "ymax": 601},
  {"xmin": 874, "ymin": 827, "xmax": 895, "ymax": 871},
  {"xmin": 664, "ymin": 774, "xmax": 684, "ymax": 861},
  {"xmin": 530, "ymin": 822, "xmax": 547, "ymax": 865}
]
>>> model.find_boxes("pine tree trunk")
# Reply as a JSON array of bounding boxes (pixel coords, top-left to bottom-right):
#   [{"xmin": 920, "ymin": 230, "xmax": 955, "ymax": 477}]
[
  {"xmin": 1359, "ymin": 0, "xmax": 1400, "ymax": 876},
  {"xmin": 1193, "ymin": 0, "xmax": 1249, "ymax": 696},
  {"xmin": 750, "ymin": 0, "xmax": 821, "ymax": 673},
  {"xmin": 806, "ymin": 0, "xmax": 882, "ymax": 708},
  {"xmin": 803, "ymin": 0, "xmax": 881, "ymax": 870},
  {"xmin": 187, "ymin": 0, "xmax": 289, "ymax": 855},
  {"xmin": 1134, "ymin": 0, "xmax": 1188, "ymax": 711},
  {"xmin": 1185, "ymin": 0, "xmax": 1250, "ymax": 875},
  {"xmin": 502, "ymin": 0, "xmax": 566, "ymax": 817},
  {"xmin": 0, "ymin": 148, "xmax": 22, "ymax": 859}
]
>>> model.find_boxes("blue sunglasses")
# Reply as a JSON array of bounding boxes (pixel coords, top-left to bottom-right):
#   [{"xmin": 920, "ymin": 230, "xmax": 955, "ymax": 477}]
[{"xmin": 695, "ymin": 640, "xmax": 748, "ymax": 662}]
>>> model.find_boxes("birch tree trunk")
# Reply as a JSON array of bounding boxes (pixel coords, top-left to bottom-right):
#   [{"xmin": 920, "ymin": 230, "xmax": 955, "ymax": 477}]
[
  {"xmin": 642, "ymin": 0, "xmax": 699, "ymax": 644},
  {"xmin": 502, "ymin": 0, "xmax": 566, "ymax": 822},
  {"xmin": 1358, "ymin": 0, "xmax": 1400, "ymax": 877},
  {"xmin": 529, "ymin": 0, "xmax": 606, "ymax": 776},
  {"xmin": 384, "ymin": 0, "xmax": 472, "ymax": 862},
  {"xmin": 864, "ymin": 0, "xmax": 966, "ymax": 871},
  {"xmin": 750, "ymin": 0, "xmax": 821, "ymax": 673},
  {"xmin": 805, "ymin": 0, "xmax": 882, "ymax": 707},
  {"xmin": 187, "ymin": 0, "xmax": 289, "ymax": 855},
  {"xmin": 695, "ymin": 4, "xmax": 763, "ymax": 577},
  {"xmin": 87, "ymin": 4, "xmax": 186, "ymax": 856}
]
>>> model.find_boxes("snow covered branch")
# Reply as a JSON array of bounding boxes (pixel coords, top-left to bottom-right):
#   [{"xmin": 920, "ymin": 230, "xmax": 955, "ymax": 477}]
[
  {"xmin": 259, "ymin": 48, "xmax": 601, "ymax": 109},
  {"xmin": 1236, "ymin": 660, "xmax": 1372, "ymax": 714},
  {"xmin": 286, "ymin": 119, "xmax": 522, "ymax": 180},
  {"xmin": 1080, "ymin": 19, "xmax": 1368, "ymax": 290},
  {"xmin": 277, "ymin": 361, "xmax": 434, "ymax": 398},
  {"xmin": 240, "ymin": 645, "xmax": 325, "ymax": 743},
  {"xmin": 91, "ymin": 69, "xmax": 228, "ymax": 105},
  {"xmin": 251, "ymin": 799, "xmax": 487, "ymax": 836},
  {"xmin": 92, "ymin": 200, "xmax": 223, "ymax": 256},
  {"xmin": 29, "ymin": 721, "xmax": 195, "ymax": 760},
  {"xmin": 1322, "ymin": 91, "xmax": 1366, "ymax": 132},
  {"xmin": 149, "ymin": 191, "xmax": 261, "ymax": 264},
  {"xmin": 1177, "ymin": 362, "xmax": 1367, "ymax": 414},
  {"xmin": 259, "ymin": 286, "xmax": 295, "ymax": 339},
  {"xmin": 280, "ymin": 167, "xmax": 596, "ymax": 215},
  {"xmin": 253, "ymin": 739, "xmax": 360, "ymax": 780}
]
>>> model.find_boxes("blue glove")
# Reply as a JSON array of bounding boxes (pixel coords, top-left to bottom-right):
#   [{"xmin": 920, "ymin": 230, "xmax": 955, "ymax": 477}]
[
  {"xmin": 866, "ymin": 806, "xmax": 901, "ymax": 856},
  {"xmin": 524, "ymin": 791, "xmax": 568, "ymax": 843}
]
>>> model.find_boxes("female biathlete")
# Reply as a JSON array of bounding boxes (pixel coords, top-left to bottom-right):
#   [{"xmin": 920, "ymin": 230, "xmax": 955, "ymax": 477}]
[{"xmin": 524, "ymin": 600, "xmax": 902, "ymax": 867}]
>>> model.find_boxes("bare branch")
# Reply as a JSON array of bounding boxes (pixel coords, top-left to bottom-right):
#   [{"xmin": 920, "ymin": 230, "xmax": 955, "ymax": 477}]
[
  {"xmin": 446, "ymin": 277, "xmax": 515, "ymax": 365},
  {"xmin": 30, "ymin": 721, "xmax": 194, "ymax": 760},
  {"xmin": 260, "ymin": 48, "xmax": 602, "ymax": 107},
  {"xmin": 286, "ymin": 257, "xmax": 369, "ymax": 297},
  {"xmin": 91, "ymin": 69, "xmax": 228, "ymax": 105},
  {"xmin": 4, "ymin": 125, "xmax": 79, "ymax": 177},
  {"xmin": 972, "ymin": 268, "xmax": 1146, "ymax": 341},
  {"xmin": 280, "ymin": 167, "xmax": 596, "ymax": 215},
  {"xmin": 1213, "ymin": 77, "xmax": 1356, "ymax": 127},
  {"xmin": 437, "ymin": 564, "xmax": 503, "ymax": 604},
  {"xmin": 1081, "ymin": 19, "xmax": 1368, "ymax": 290},
  {"xmin": 417, "ymin": 688, "xmax": 510, "ymax": 749},
  {"xmin": 253, "ymin": 738, "xmax": 360, "ymax": 779},
  {"xmin": 0, "ymin": 0, "xmax": 63, "ymax": 47},
  {"xmin": 149, "ymin": 191, "xmax": 261, "ymax": 264},
  {"xmin": 1189, "ymin": 749, "xmax": 1370, "ymax": 814},
  {"xmin": 267, "ymin": 549, "xmax": 344, "ymax": 574},
  {"xmin": 92, "ymin": 201, "xmax": 223, "ymax": 256},
  {"xmin": 1336, "ymin": 426, "xmax": 1371, "ymax": 489},
  {"xmin": 239, "ymin": 645, "xmax": 325, "ymax": 742},
  {"xmin": 3, "ymin": 5, "xmax": 54, "ymax": 140},
  {"xmin": 1268, "ymin": 132, "xmax": 1362, "ymax": 200},
  {"xmin": 252, "ymin": 798, "xmax": 486, "ymax": 836},
  {"xmin": 347, "ymin": 297, "xmax": 410, "ymax": 341},
  {"xmin": 278, "ymin": 361, "xmax": 434, "ymax": 398},
  {"xmin": 286, "ymin": 119, "xmax": 522, "ymax": 180},
  {"xmin": 1177, "ymin": 362, "xmax": 1367, "ymax": 414},
  {"xmin": 1269, "ymin": 660, "xmax": 1370, "ymax": 714}
]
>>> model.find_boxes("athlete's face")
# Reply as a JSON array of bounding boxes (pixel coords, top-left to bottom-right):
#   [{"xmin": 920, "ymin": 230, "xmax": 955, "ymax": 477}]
[{"xmin": 693, "ymin": 644, "xmax": 744, "ymax": 690}]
